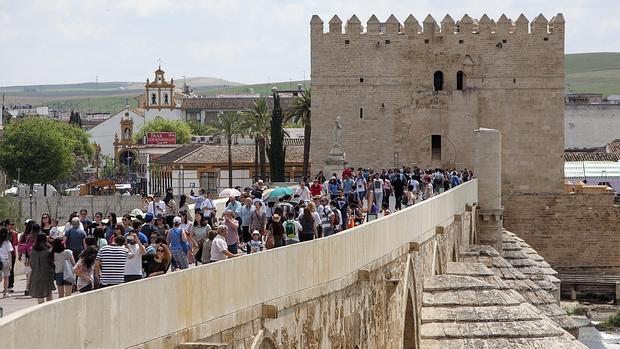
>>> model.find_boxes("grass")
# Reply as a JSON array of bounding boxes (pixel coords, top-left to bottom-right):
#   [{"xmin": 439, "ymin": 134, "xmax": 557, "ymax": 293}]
[
  {"xmin": 597, "ymin": 311, "xmax": 620, "ymax": 330},
  {"xmin": 565, "ymin": 52, "xmax": 620, "ymax": 95},
  {"xmin": 46, "ymin": 95, "xmax": 140, "ymax": 115},
  {"xmin": 565, "ymin": 304, "xmax": 588, "ymax": 316},
  {"xmin": 3, "ymin": 53, "xmax": 620, "ymax": 113},
  {"xmin": 201, "ymin": 80, "xmax": 309, "ymax": 97}
]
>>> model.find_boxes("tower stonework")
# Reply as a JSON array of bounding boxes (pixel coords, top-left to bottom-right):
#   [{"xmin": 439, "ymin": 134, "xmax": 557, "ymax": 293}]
[{"xmin": 310, "ymin": 13, "xmax": 565, "ymax": 193}]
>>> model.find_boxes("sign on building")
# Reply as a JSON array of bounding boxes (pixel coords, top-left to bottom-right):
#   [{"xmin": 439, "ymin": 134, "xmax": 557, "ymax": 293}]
[{"xmin": 147, "ymin": 132, "xmax": 176, "ymax": 144}]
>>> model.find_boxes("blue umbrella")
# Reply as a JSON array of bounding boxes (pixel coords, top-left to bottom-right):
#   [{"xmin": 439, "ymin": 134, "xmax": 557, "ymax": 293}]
[{"xmin": 265, "ymin": 187, "xmax": 295, "ymax": 200}]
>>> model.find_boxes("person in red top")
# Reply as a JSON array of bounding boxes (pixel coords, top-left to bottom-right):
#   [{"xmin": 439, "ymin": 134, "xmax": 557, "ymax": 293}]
[
  {"xmin": 309, "ymin": 179, "xmax": 323, "ymax": 197},
  {"xmin": 341, "ymin": 166, "xmax": 353, "ymax": 180}
]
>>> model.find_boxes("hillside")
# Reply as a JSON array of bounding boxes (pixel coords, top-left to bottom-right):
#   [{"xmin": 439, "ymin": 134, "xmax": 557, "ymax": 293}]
[
  {"xmin": 565, "ymin": 52, "xmax": 620, "ymax": 96},
  {"xmin": 2, "ymin": 53, "xmax": 618, "ymax": 114}
]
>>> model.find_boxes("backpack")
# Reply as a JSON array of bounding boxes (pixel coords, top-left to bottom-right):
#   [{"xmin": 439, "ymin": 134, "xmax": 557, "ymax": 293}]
[
  {"xmin": 284, "ymin": 220, "xmax": 296, "ymax": 238},
  {"xmin": 332, "ymin": 208, "xmax": 340, "ymax": 227}
]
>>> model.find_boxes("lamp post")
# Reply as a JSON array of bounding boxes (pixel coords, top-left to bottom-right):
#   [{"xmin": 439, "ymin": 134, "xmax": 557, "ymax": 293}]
[{"xmin": 29, "ymin": 193, "xmax": 33, "ymax": 219}]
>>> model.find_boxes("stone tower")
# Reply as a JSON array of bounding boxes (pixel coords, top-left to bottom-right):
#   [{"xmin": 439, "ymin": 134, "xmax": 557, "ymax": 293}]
[{"xmin": 310, "ymin": 13, "xmax": 565, "ymax": 193}]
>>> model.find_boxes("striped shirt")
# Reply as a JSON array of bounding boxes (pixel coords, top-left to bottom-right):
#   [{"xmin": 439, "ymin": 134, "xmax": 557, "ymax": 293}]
[{"xmin": 97, "ymin": 245, "xmax": 128, "ymax": 285}]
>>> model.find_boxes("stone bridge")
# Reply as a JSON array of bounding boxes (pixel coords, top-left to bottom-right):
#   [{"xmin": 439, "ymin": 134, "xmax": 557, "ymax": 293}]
[{"xmin": 0, "ymin": 130, "xmax": 585, "ymax": 348}]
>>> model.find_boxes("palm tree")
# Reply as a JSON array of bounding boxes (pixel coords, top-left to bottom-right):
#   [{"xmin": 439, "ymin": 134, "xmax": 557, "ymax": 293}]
[
  {"xmin": 242, "ymin": 98, "xmax": 271, "ymax": 182},
  {"xmin": 206, "ymin": 112, "xmax": 247, "ymax": 188},
  {"xmin": 286, "ymin": 89, "xmax": 311, "ymax": 178}
]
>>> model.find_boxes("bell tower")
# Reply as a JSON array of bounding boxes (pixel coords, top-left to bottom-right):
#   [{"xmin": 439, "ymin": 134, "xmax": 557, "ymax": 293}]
[{"xmin": 145, "ymin": 65, "xmax": 175, "ymax": 111}]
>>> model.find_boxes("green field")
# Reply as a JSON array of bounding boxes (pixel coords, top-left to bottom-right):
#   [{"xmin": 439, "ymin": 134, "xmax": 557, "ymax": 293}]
[
  {"xmin": 2, "ymin": 52, "xmax": 619, "ymax": 114},
  {"xmin": 565, "ymin": 52, "xmax": 620, "ymax": 95}
]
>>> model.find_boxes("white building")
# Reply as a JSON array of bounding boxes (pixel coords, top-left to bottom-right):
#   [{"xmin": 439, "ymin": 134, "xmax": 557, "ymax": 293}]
[
  {"xmin": 88, "ymin": 107, "xmax": 144, "ymax": 158},
  {"xmin": 141, "ymin": 67, "xmax": 184, "ymax": 123}
]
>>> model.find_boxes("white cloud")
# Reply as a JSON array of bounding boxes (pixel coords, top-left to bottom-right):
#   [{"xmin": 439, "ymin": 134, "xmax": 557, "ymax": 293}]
[{"xmin": 0, "ymin": 0, "xmax": 618, "ymax": 86}]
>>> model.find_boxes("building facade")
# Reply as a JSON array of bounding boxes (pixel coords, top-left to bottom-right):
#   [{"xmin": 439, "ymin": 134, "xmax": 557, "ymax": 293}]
[{"xmin": 311, "ymin": 13, "xmax": 565, "ymax": 193}]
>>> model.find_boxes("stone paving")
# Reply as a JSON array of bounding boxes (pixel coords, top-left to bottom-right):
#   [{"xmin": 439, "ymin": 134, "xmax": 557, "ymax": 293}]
[{"xmin": 0, "ymin": 273, "xmax": 45, "ymax": 317}]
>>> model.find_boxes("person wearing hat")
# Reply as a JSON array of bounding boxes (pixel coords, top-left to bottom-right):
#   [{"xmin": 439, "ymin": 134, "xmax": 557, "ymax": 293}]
[
  {"xmin": 166, "ymin": 216, "xmax": 189, "ymax": 270},
  {"xmin": 141, "ymin": 213, "xmax": 156, "ymax": 242},
  {"xmin": 247, "ymin": 230, "xmax": 264, "ymax": 253},
  {"xmin": 266, "ymin": 213, "xmax": 285, "ymax": 249}
]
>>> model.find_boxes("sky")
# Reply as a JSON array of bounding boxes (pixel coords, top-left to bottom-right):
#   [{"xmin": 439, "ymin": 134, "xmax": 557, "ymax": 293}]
[{"xmin": 1, "ymin": 0, "xmax": 619, "ymax": 86}]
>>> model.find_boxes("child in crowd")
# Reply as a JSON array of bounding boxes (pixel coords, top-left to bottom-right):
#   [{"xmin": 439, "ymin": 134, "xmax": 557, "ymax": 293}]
[
  {"xmin": 49, "ymin": 219, "xmax": 60, "ymax": 239},
  {"xmin": 247, "ymin": 230, "xmax": 264, "ymax": 254}
]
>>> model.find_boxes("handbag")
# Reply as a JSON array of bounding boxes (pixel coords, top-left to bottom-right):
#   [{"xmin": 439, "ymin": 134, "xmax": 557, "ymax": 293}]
[
  {"xmin": 265, "ymin": 231, "xmax": 275, "ymax": 249},
  {"xmin": 177, "ymin": 229, "xmax": 190, "ymax": 254},
  {"xmin": 63, "ymin": 259, "xmax": 76, "ymax": 284}
]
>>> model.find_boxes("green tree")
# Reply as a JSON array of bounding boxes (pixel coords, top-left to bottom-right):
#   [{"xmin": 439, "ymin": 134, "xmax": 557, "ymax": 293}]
[
  {"xmin": 134, "ymin": 116, "xmax": 192, "ymax": 144},
  {"xmin": 206, "ymin": 112, "xmax": 248, "ymax": 188},
  {"xmin": 186, "ymin": 121, "xmax": 212, "ymax": 136},
  {"xmin": 285, "ymin": 88, "xmax": 311, "ymax": 178},
  {"xmin": 242, "ymin": 98, "xmax": 271, "ymax": 182},
  {"xmin": 268, "ymin": 90, "xmax": 286, "ymax": 182},
  {"xmin": 0, "ymin": 117, "xmax": 92, "ymax": 193}
]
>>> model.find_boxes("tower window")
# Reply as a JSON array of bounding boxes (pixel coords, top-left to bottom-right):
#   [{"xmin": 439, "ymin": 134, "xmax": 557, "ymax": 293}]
[
  {"xmin": 151, "ymin": 94, "xmax": 156, "ymax": 104},
  {"xmin": 359, "ymin": 107, "xmax": 364, "ymax": 119},
  {"xmin": 164, "ymin": 94, "xmax": 169, "ymax": 104},
  {"xmin": 456, "ymin": 71, "xmax": 464, "ymax": 90},
  {"xmin": 459, "ymin": 39, "xmax": 464, "ymax": 44},
  {"xmin": 360, "ymin": 78, "xmax": 364, "ymax": 83},
  {"xmin": 424, "ymin": 39, "xmax": 429, "ymax": 44},
  {"xmin": 433, "ymin": 71, "xmax": 444, "ymax": 91},
  {"xmin": 345, "ymin": 39, "xmax": 350, "ymax": 44},
  {"xmin": 385, "ymin": 39, "xmax": 391, "ymax": 44},
  {"xmin": 431, "ymin": 135, "xmax": 441, "ymax": 161}
]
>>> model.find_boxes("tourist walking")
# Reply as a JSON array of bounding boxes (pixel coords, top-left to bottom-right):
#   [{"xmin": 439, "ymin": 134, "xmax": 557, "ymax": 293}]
[
  {"xmin": 95, "ymin": 236, "xmax": 129, "ymax": 288},
  {"xmin": 51, "ymin": 238, "xmax": 75, "ymax": 298},
  {"xmin": 29, "ymin": 232, "xmax": 54, "ymax": 303},
  {"xmin": 0, "ymin": 228, "xmax": 13, "ymax": 297},
  {"xmin": 222, "ymin": 210, "xmax": 240, "ymax": 254},
  {"xmin": 266, "ymin": 213, "xmax": 285, "ymax": 249},
  {"xmin": 167, "ymin": 216, "xmax": 189, "ymax": 271},
  {"xmin": 189, "ymin": 211, "xmax": 210, "ymax": 265},
  {"xmin": 298, "ymin": 202, "xmax": 319, "ymax": 242},
  {"xmin": 73, "ymin": 246, "xmax": 98, "ymax": 292}
]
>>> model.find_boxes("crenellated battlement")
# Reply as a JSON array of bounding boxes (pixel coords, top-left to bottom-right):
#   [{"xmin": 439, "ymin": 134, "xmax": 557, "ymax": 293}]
[{"xmin": 310, "ymin": 13, "xmax": 564, "ymax": 36}]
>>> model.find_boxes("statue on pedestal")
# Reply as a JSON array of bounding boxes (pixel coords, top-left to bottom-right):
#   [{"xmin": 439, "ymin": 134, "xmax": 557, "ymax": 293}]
[{"xmin": 325, "ymin": 117, "xmax": 347, "ymax": 176}]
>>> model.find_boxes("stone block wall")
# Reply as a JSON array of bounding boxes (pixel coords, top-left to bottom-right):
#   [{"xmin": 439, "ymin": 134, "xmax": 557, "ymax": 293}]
[
  {"xmin": 311, "ymin": 13, "xmax": 565, "ymax": 193},
  {"xmin": 0, "ymin": 182, "xmax": 478, "ymax": 349},
  {"xmin": 503, "ymin": 192, "xmax": 620, "ymax": 274},
  {"xmin": 9, "ymin": 195, "xmax": 144, "ymax": 221}
]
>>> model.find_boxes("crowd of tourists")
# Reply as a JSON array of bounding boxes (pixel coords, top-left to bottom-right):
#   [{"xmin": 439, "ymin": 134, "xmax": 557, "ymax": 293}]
[{"xmin": 0, "ymin": 166, "xmax": 472, "ymax": 302}]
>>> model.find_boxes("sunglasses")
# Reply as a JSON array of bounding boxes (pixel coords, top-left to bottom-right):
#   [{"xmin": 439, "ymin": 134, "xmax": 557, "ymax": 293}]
[{"xmin": 157, "ymin": 249, "xmax": 164, "ymax": 253}]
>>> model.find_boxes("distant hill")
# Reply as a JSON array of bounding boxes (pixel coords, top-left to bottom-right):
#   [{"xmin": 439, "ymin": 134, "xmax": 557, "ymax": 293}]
[
  {"xmin": 565, "ymin": 52, "xmax": 620, "ymax": 96},
  {"xmin": 0, "ymin": 77, "xmax": 241, "ymax": 98},
  {"xmin": 2, "ymin": 53, "xmax": 619, "ymax": 114},
  {"xmin": 0, "ymin": 77, "xmax": 242, "ymax": 115}
]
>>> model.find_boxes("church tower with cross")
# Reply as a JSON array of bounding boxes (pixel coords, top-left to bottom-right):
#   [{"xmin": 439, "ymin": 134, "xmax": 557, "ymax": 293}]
[{"xmin": 143, "ymin": 64, "xmax": 183, "ymax": 122}]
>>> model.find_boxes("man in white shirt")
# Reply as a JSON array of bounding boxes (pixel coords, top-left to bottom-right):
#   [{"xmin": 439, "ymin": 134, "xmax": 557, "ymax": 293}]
[
  {"xmin": 199, "ymin": 191, "xmax": 217, "ymax": 225},
  {"xmin": 295, "ymin": 181, "xmax": 311, "ymax": 202},
  {"xmin": 147, "ymin": 192, "xmax": 165, "ymax": 217},
  {"xmin": 210, "ymin": 225, "xmax": 238, "ymax": 262}
]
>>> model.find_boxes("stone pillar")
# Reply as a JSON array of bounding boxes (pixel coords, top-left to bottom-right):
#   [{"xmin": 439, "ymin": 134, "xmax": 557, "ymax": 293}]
[{"xmin": 474, "ymin": 128, "xmax": 504, "ymax": 254}]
